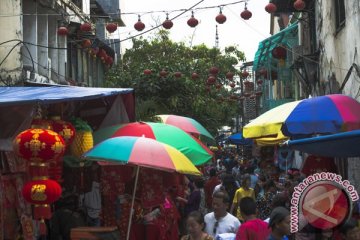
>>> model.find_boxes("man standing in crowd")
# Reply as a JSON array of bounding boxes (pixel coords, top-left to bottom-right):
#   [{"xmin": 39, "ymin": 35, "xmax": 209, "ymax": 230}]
[{"xmin": 204, "ymin": 191, "xmax": 241, "ymax": 238}]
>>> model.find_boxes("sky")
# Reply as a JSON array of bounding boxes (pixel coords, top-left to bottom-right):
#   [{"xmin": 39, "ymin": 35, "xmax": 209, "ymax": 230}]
[{"xmin": 115, "ymin": 0, "xmax": 271, "ymax": 62}]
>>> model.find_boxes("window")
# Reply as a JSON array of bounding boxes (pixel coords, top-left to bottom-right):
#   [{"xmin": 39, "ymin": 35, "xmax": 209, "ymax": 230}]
[{"xmin": 334, "ymin": 0, "xmax": 346, "ymax": 31}]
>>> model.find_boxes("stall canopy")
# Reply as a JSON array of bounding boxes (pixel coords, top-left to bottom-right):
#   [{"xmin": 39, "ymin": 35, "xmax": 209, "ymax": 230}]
[
  {"xmin": 228, "ymin": 132, "xmax": 253, "ymax": 145},
  {"xmin": 253, "ymin": 22, "xmax": 298, "ymax": 71},
  {"xmin": 0, "ymin": 86, "xmax": 135, "ymax": 151},
  {"xmin": 286, "ymin": 130, "xmax": 360, "ymax": 157}
]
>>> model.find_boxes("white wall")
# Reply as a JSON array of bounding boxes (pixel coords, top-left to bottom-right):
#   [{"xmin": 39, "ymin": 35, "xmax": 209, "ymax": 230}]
[
  {"xmin": 316, "ymin": 0, "xmax": 360, "ymax": 97},
  {"xmin": 0, "ymin": 0, "xmax": 23, "ymax": 85}
]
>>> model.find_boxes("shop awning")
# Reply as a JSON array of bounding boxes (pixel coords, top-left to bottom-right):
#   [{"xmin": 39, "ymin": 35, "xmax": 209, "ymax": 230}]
[
  {"xmin": 228, "ymin": 132, "xmax": 253, "ymax": 145},
  {"xmin": 0, "ymin": 86, "xmax": 133, "ymax": 106},
  {"xmin": 253, "ymin": 22, "xmax": 299, "ymax": 71},
  {"xmin": 286, "ymin": 130, "xmax": 360, "ymax": 157}
]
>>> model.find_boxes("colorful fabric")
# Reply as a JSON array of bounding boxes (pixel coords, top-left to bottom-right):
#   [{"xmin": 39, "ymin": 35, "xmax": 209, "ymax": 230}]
[
  {"xmin": 256, "ymin": 192, "xmax": 276, "ymax": 220},
  {"xmin": 205, "ymin": 177, "xmax": 221, "ymax": 208},
  {"xmin": 301, "ymin": 155, "xmax": 337, "ymax": 176},
  {"xmin": 138, "ymin": 168, "xmax": 165, "ymax": 208},
  {"xmin": 232, "ymin": 188, "xmax": 255, "ymax": 221},
  {"xmin": 236, "ymin": 219, "xmax": 270, "ymax": 240}
]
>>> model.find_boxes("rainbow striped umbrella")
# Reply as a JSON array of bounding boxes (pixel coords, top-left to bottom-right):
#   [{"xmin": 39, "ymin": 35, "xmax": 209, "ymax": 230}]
[
  {"xmin": 244, "ymin": 94, "xmax": 360, "ymax": 139},
  {"xmin": 83, "ymin": 136, "xmax": 201, "ymax": 240},
  {"xmin": 155, "ymin": 114, "xmax": 215, "ymax": 144}
]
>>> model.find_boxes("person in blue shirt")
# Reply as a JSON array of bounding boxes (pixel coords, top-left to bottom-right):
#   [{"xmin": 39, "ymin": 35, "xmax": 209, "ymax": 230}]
[{"xmin": 267, "ymin": 207, "xmax": 290, "ymax": 240}]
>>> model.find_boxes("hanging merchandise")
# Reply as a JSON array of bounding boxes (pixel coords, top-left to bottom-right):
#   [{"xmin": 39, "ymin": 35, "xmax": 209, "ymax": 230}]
[
  {"xmin": 276, "ymin": 146, "xmax": 294, "ymax": 171},
  {"xmin": 69, "ymin": 118, "xmax": 93, "ymax": 160}
]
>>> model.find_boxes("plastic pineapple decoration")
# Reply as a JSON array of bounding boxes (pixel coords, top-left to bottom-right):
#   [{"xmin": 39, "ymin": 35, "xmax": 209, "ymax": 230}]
[{"xmin": 70, "ymin": 118, "xmax": 93, "ymax": 162}]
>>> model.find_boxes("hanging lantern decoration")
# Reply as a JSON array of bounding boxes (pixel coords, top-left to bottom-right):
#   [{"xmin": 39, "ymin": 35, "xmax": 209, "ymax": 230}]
[
  {"xmin": 294, "ymin": 0, "xmax": 306, "ymax": 11},
  {"xmin": 134, "ymin": 15, "xmax": 145, "ymax": 31},
  {"xmin": 240, "ymin": 3, "xmax": 252, "ymax": 20},
  {"xmin": 272, "ymin": 45, "xmax": 287, "ymax": 66},
  {"xmin": 80, "ymin": 22, "xmax": 92, "ymax": 32},
  {"xmin": 241, "ymin": 70, "xmax": 249, "ymax": 78},
  {"xmin": 226, "ymin": 72, "xmax": 234, "ymax": 80},
  {"xmin": 259, "ymin": 68, "xmax": 267, "ymax": 77},
  {"xmin": 191, "ymin": 72, "xmax": 199, "ymax": 80},
  {"xmin": 13, "ymin": 129, "xmax": 66, "ymax": 164},
  {"xmin": 244, "ymin": 81, "xmax": 254, "ymax": 92},
  {"xmin": 187, "ymin": 11, "xmax": 199, "ymax": 28},
  {"xmin": 207, "ymin": 75, "xmax": 216, "ymax": 85},
  {"xmin": 265, "ymin": 3, "xmax": 277, "ymax": 13},
  {"xmin": 216, "ymin": 83, "xmax": 222, "ymax": 90},
  {"xmin": 90, "ymin": 47, "xmax": 99, "ymax": 59},
  {"xmin": 82, "ymin": 39, "xmax": 92, "ymax": 49},
  {"xmin": 106, "ymin": 22, "xmax": 118, "ymax": 33},
  {"xmin": 162, "ymin": 13, "xmax": 173, "ymax": 29},
  {"xmin": 50, "ymin": 116, "xmax": 76, "ymax": 146},
  {"xmin": 257, "ymin": 79, "xmax": 263, "ymax": 85},
  {"xmin": 209, "ymin": 66, "xmax": 219, "ymax": 75},
  {"xmin": 31, "ymin": 118, "xmax": 52, "ymax": 130},
  {"xmin": 69, "ymin": 118, "xmax": 93, "ymax": 160},
  {"xmin": 105, "ymin": 56, "xmax": 114, "ymax": 66},
  {"xmin": 174, "ymin": 72, "xmax": 182, "ymax": 78},
  {"xmin": 57, "ymin": 26, "xmax": 68, "ymax": 36},
  {"xmin": 230, "ymin": 82, "xmax": 236, "ymax": 88},
  {"xmin": 97, "ymin": 49, "xmax": 107, "ymax": 62},
  {"xmin": 215, "ymin": 9, "xmax": 227, "ymax": 24},
  {"xmin": 159, "ymin": 70, "xmax": 168, "ymax": 77},
  {"xmin": 205, "ymin": 85, "xmax": 211, "ymax": 93},
  {"xmin": 144, "ymin": 69, "xmax": 152, "ymax": 75}
]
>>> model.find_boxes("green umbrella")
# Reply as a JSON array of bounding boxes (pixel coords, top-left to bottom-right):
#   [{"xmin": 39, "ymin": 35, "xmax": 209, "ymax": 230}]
[{"xmin": 93, "ymin": 122, "xmax": 213, "ymax": 165}]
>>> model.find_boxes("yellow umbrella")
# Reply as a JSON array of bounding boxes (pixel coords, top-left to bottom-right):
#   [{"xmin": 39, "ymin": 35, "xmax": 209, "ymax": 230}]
[{"xmin": 255, "ymin": 131, "xmax": 289, "ymax": 146}]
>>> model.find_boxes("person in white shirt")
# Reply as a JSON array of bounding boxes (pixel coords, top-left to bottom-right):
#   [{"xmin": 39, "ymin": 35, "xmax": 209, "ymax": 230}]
[{"xmin": 204, "ymin": 191, "xmax": 241, "ymax": 238}]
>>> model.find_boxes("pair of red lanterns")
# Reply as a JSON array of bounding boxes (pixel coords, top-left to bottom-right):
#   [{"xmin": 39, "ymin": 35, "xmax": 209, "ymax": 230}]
[
  {"xmin": 13, "ymin": 117, "xmax": 76, "ymax": 235},
  {"xmin": 265, "ymin": 0, "xmax": 306, "ymax": 14}
]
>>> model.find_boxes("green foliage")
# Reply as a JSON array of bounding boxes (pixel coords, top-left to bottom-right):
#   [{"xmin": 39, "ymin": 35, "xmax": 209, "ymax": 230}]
[{"xmin": 105, "ymin": 31, "xmax": 246, "ymax": 135}]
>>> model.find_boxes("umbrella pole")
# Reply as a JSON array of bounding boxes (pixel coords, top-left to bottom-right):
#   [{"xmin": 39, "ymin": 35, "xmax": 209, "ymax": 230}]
[{"xmin": 126, "ymin": 166, "xmax": 140, "ymax": 240}]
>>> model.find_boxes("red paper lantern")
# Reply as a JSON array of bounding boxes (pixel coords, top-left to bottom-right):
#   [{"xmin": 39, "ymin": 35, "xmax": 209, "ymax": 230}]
[
  {"xmin": 187, "ymin": 12, "xmax": 199, "ymax": 28},
  {"xmin": 230, "ymin": 82, "xmax": 236, "ymax": 88},
  {"xmin": 294, "ymin": 0, "xmax": 306, "ymax": 10},
  {"xmin": 241, "ymin": 70, "xmax": 249, "ymax": 78},
  {"xmin": 31, "ymin": 118, "xmax": 52, "ymax": 130},
  {"xmin": 13, "ymin": 129, "xmax": 66, "ymax": 163},
  {"xmin": 209, "ymin": 66, "xmax": 219, "ymax": 75},
  {"xmin": 144, "ymin": 69, "xmax": 152, "ymax": 75},
  {"xmin": 240, "ymin": 8, "xmax": 252, "ymax": 20},
  {"xmin": 57, "ymin": 27, "xmax": 68, "ymax": 36},
  {"xmin": 159, "ymin": 70, "xmax": 168, "ymax": 77},
  {"xmin": 207, "ymin": 76, "xmax": 216, "ymax": 85},
  {"xmin": 105, "ymin": 56, "xmax": 114, "ymax": 66},
  {"xmin": 134, "ymin": 16, "xmax": 145, "ymax": 31},
  {"xmin": 191, "ymin": 72, "xmax": 199, "ymax": 80},
  {"xmin": 216, "ymin": 10, "xmax": 227, "ymax": 24},
  {"xmin": 216, "ymin": 83, "xmax": 222, "ymax": 89},
  {"xmin": 22, "ymin": 179, "xmax": 62, "ymax": 205},
  {"xmin": 272, "ymin": 46, "xmax": 287, "ymax": 59},
  {"xmin": 162, "ymin": 14, "xmax": 173, "ymax": 29},
  {"xmin": 257, "ymin": 79, "xmax": 263, "ymax": 85},
  {"xmin": 265, "ymin": 3, "xmax": 277, "ymax": 13},
  {"xmin": 226, "ymin": 72, "xmax": 234, "ymax": 80},
  {"xmin": 174, "ymin": 72, "xmax": 182, "ymax": 78},
  {"xmin": 82, "ymin": 39, "xmax": 92, "ymax": 49},
  {"xmin": 106, "ymin": 22, "xmax": 117, "ymax": 33},
  {"xmin": 50, "ymin": 117, "xmax": 75, "ymax": 146},
  {"xmin": 80, "ymin": 22, "xmax": 92, "ymax": 32}
]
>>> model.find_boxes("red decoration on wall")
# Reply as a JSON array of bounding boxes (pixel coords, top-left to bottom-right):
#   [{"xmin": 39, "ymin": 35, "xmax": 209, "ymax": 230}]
[
  {"xmin": 134, "ymin": 15, "xmax": 145, "ymax": 31},
  {"xmin": 187, "ymin": 12, "xmax": 199, "ymax": 28},
  {"xmin": 57, "ymin": 26, "xmax": 68, "ymax": 36},
  {"xmin": 13, "ymin": 129, "xmax": 66, "ymax": 163},
  {"xmin": 265, "ymin": 3, "xmax": 277, "ymax": 13},
  {"xmin": 162, "ymin": 14, "xmax": 173, "ymax": 29},
  {"xmin": 216, "ymin": 10, "xmax": 227, "ymax": 24},
  {"xmin": 106, "ymin": 22, "xmax": 118, "ymax": 33},
  {"xmin": 80, "ymin": 22, "xmax": 92, "ymax": 32}
]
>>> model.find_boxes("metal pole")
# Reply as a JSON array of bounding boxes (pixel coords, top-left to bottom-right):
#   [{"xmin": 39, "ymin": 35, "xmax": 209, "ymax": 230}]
[{"xmin": 126, "ymin": 166, "xmax": 140, "ymax": 240}]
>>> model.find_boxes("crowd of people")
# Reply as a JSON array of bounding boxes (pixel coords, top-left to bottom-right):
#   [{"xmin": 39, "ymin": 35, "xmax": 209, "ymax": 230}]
[{"xmin": 174, "ymin": 148, "xmax": 360, "ymax": 240}]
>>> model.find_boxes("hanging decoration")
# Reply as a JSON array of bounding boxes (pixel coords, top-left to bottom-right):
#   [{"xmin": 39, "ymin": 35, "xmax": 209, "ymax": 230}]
[
  {"xmin": 272, "ymin": 45, "xmax": 287, "ymax": 66},
  {"xmin": 174, "ymin": 72, "xmax": 182, "ymax": 78},
  {"xmin": 57, "ymin": 26, "xmax": 68, "ymax": 36},
  {"xmin": 134, "ymin": 15, "xmax": 145, "ymax": 31},
  {"xmin": 187, "ymin": 11, "xmax": 199, "ymax": 28},
  {"xmin": 162, "ymin": 13, "xmax": 174, "ymax": 29},
  {"xmin": 80, "ymin": 22, "xmax": 92, "ymax": 32},
  {"xmin": 294, "ymin": 0, "xmax": 306, "ymax": 11},
  {"xmin": 159, "ymin": 69, "xmax": 168, "ymax": 77},
  {"xmin": 206, "ymin": 75, "xmax": 216, "ymax": 85},
  {"xmin": 105, "ymin": 56, "xmax": 114, "ymax": 66},
  {"xmin": 106, "ymin": 22, "xmax": 118, "ymax": 33},
  {"xmin": 240, "ymin": 2, "xmax": 252, "ymax": 20},
  {"xmin": 191, "ymin": 72, "xmax": 199, "ymax": 80},
  {"xmin": 215, "ymin": 9, "xmax": 227, "ymax": 24},
  {"xmin": 257, "ymin": 79, "xmax": 263, "ymax": 85},
  {"xmin": 50, "ymin": 116, "xmax": 76, "ymax": 146},
  {"xmin": 209, "ymin": 66, "xmax": 219, "ymax": 75},
  {"xmin": 265, "ymin": 3, "xmax": 277, "ymax": 13},
  {"xmin": 230, "ymin": 82, "xmax": 236, "ymax": 88},
  {"xmin": 226, "ymin": 71, "xmax": 234, "ymax": 80},
  {"xmin": 241, "ymin": 70, "xmax": 249, "ymax": 78},
  {"xmin": 69, "ymin": 118, "xmax": 94, "ymax": 160},
  {"xmin": 82, "ymin": 39, "xmax": 92, "ymax": 49},
  {"xmin": 144, "ymin": 69, "xmax": 152, "ymax": 75}
]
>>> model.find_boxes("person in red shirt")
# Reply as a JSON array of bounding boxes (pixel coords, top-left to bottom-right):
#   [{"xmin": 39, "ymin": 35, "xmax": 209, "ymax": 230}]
[
  {"xmin": 204, "ymin": 168, "xmax": 221, "ymax": 209},
  {"xmin": 236, "ymin": 197, "xmax": 270, "ymax": 240}
]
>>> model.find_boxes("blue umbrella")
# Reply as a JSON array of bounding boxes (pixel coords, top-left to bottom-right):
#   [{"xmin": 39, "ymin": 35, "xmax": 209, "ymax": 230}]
[{"xmin": 228, "ymin": 132, "xmax": 253, "ymax": 145}]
